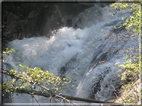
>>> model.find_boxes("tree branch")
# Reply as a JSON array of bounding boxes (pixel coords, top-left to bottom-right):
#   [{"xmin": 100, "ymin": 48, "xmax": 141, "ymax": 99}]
[
  {"xmin": 14, "ymin": 88, "xmax": 113, "ymax": 103},
  {"xmin": 1, "ymin": 68, "xmax": 121, "ymax": 104}
]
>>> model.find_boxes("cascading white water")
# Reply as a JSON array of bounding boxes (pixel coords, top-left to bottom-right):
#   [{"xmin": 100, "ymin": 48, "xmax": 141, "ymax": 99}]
[{"xmin": 3, "ymin": 4, "xmax": 139, "ymax": 104}]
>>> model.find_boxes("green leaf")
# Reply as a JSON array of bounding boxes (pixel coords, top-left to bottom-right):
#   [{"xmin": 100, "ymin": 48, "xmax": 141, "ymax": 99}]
[{"xmin": 10, "ymin": 69, "xmax": 16, "ymax": 74}]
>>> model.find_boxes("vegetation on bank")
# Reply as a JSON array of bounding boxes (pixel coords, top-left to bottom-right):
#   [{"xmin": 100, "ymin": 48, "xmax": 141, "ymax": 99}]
[
  {"xmin": 111, "ymin": 0, "xmax": 142, "ymax": 34},
  {"xmin": 116, "ymin": 56, "xmax": 141, "ymax": 104},
  {"xmin": 111, "ymin": 1, "xmax": 141, "ymax": 104}
]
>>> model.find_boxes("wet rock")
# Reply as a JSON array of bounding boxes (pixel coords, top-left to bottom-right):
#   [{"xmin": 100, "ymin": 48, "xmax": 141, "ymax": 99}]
[{"xmin": 2, "ymin": 2, "xmax": 94, "ymax": 48}]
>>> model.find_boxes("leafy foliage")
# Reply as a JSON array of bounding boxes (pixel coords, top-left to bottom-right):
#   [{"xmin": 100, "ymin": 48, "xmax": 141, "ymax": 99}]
[
  {"xmin": 120, "ymin": 57, "xmax": 140, "ymax": 82},
  {"xmin": 111, "ymin": 1, "xmax": 141, "ymax": 104},
  {"xmin": 2, "ymin": 48, "xmax": 71, "ymax": 99},
  {"xmin": 111, "ymin": 1, "xmax": 141, "ymax": 33},
  {"xmin": 2, "ymin": 48, "xmax": 16, "ymax": 56},
  {"xmin": 3, "ymin": 65, "xmax": 71, "ymax": 93},
  {"xmin": 118, "ymin": 56, "xmax": 140, "ymax": 103}
]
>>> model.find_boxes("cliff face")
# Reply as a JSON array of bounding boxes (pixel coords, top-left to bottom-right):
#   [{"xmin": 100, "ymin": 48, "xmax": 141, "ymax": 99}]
[{"xmin": 2, "ymin": 2, "xmax": 96, "ymax": 47}]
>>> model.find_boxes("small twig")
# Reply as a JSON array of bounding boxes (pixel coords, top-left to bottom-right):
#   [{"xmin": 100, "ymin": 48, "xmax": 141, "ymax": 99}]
[
  {"xmin": 38, "ymin": 84, "xmax": 54, "ymax": 96},
  {"xmin": 29, "ymin": 86, "xmax": 40, "ymax": 106},
  {"xmin": 0, "ymin": 68, "xmax": 21, "ymax": 80},
  {"xmin": 56, "ymin": 94, "xmax": 71, "ymax": 103},
  {"xmin": 1, "ymin": 68, "xmax": 14, "ymax": 77},
  {"xmin": 49, "ymin": 94, "xmax": 52, "ymax": 106},
  {"xmin": 110, "ymin": 85, "xmax": 126, "ymax": 103},
  {"xmin": 32, "ymin": 95, "xmax": 40, "ymax": 106},
  {"xmin": 55, "ymin": 95, "xmax": 79, "ymax": 106},
  {"xmin": 60, "ymin": 98, "xmax": 64, "ymax": 103}
]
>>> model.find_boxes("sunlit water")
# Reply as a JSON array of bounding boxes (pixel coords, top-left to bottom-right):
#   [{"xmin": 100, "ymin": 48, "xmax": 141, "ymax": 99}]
[{"xmin": 3, "ymin": 4, "xmax": 139, "ymax": 104}]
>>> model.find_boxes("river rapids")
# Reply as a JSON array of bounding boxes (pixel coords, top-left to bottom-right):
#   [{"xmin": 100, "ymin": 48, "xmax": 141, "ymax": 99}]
[{"xmin": 2, "ymin": 3, "xmax": 140, "ymax": 105}]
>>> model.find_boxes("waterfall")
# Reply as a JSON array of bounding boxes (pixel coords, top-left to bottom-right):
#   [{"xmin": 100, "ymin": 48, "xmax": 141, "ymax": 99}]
[{"xmin": 3, "ymin": 3, "xmax": 139, "ymax": 104}]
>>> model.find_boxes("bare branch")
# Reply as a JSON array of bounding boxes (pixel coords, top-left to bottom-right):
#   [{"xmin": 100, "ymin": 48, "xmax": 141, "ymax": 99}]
[
  {"xmin": 31, "ymin": 95, "xmax": 40, "ymax": 106},
  {"xmin": 14, "ymin": 88, "xmax": 116, "ymax": 103}
]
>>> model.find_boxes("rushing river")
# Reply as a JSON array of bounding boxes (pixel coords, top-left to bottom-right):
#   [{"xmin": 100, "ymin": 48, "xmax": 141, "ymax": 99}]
[{"xmin": 3, "ymin": 3, "xmax": 139, "ymax": 105}]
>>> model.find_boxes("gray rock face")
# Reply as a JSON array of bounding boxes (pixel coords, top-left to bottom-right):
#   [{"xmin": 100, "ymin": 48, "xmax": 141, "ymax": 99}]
[{"xmin": 75, "ymin": 24, "xmax": 139, "ymax": 101}]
